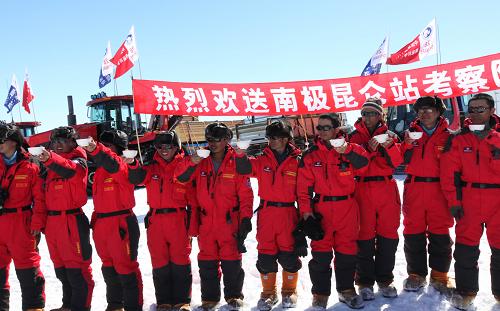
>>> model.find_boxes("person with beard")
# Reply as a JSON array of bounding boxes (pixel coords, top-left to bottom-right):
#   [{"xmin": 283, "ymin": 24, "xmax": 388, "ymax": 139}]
[
  {"xmin": 297, "ymin": 113, "xmax": 369, "ymax": 309},
  {"xmin": 81, "ymin": 130, "xmax": 143, "ymax": 311},
  {"xmin": 441, "ymin": 93, "xmax": 500, "ymax": 310},
  {"xmin": 400, "ymin": 96, "xmax": 454, "ymax": 294},
  {"xmin": 128, "ymin": 131, "xmax": 197, "ymax": 311},
  {"xmin": 176, "ymin": 123, "xmax": 253, "ymax": 311},
  {"xmin": 348, "ymin": 98, "xmax": 402, "ymax": 301},
  {"xmin": 234, "ymin": 121, "xmax": 304, "ymax": 311},
  {"xmin": 0, "ymin": 122, "xmax": 45, "ymax": 311},
  {"xmin": 32, "ymin": 126, "xmax": 94, "ymax": 311}
]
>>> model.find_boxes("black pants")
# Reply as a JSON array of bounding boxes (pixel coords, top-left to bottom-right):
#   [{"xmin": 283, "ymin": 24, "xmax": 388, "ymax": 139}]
[
  {"xmin": 404, "ymin": 232, "xmax": 452, "ymax": 277},
  {"xmin": 256, "ymin": 252, "xmax": 302, "ymax": 274},
  {"xmin": 0, "ymin": 267, "xmax": 45, "ymax": 311},
  {"xmin": 199, "ymin": 260, "xmax": 244, "ymax": 302},
  {"xmin": 55, "ymin": 267, "xmax": 91, "ymax": 311},
  {"xmin": 356, "ymin": 236, "xmax": 399, "ymax": 286},
  {"xmin": 153, "ymin": 263, "xmax": 192, "ymax": 305},
  {"xmin": 309, "ymin": 251, "xmax": 356, "ymax": 295}
]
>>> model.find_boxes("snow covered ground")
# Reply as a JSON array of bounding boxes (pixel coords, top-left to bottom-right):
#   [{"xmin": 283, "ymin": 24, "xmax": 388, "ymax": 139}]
[{"xmin": 8, "ymin": 176, "xmax": 500, "ymax": 310}]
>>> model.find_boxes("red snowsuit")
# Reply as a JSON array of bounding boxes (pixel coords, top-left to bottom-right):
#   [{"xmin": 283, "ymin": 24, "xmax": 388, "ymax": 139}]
[
  {"xmin": 349, "ymin": 119, "xmax": 402, "ymax": 286},
  {"xmin": 401, "ymin": 117, "xmax": 453, "ymax": 278},
  {"xmin": 129, "ymin": 151, "xmax": 198, "ymax": 307},
  {"xmin": 246, "ymin": 144, "xmax": 302, "ymax": 274},
  {"xmin": 89, "ymin": 143, "xmax": 142, "ymax": 311},
  {"xmin": 297, "ymin": 138, "xmax": 369, "ymax": 294},
  {"xmin": 0, "ymin": 151, "xmax": 45, "ymax": 310},
  {"xmin": 440, "ymin": 115, "xmax": 500, "ymax": 295},
  {"xmin": 176, "ymin": 146, "xmax": 253, "ymax": 303},
  {"xmin": 32, "ymin": 147, "xmax": 94, "ymax": 310}
]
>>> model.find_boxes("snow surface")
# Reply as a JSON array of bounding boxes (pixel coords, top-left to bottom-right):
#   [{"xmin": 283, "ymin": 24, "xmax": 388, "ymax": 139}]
[{"xmin": 7, "ymin": 176, "xmax": 500, "ymax": 310}]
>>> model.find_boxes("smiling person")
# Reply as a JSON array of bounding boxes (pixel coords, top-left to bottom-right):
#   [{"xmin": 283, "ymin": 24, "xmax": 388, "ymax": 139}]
[
  {"xmin": 0, "ymin": 122, "xmax": 45, "ymax": 311},
  {"xmin": 440, "ymin": 93, "xmax": 500, "ymax": 310},
  {"xmin": 32, "ymin": 126, "xmax": 94, "ymax": 311},
  {"xmin": 349, "ymin": 99, "xmax": 402, "ymax": 301},
  {"xmin": 128, "ymin": 131, "xmax": 197, "ymax": 311},
  {"xmin": 81, "ymin": 130, "xmax": 143, "ymax": 311},
  {"xmin": 176, "ymin": 123, "xmax": 254, "ymax": 311},
  {"xmin": 297, "ymin": 113, "xmax": 369, "ymax": 309},
  {"xmin": 400, "ymin": 96, "xmax": 454, "ymax": 294},
  {"xmin": 234, "ymin": 121, "xmax": 304, "ymax": 311}
]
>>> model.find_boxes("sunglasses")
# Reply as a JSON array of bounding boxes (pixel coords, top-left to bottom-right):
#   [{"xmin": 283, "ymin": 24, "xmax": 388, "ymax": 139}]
[
  {"xmin": 155, "ymin": 143, "xmax": 175, "ymax": 150},
  {"xmin": 361, "ymin": 111, "xmax": 380, "ymax": 117},
  {"xmin": 265, "ymin": 136, "xmax": 283, "ymax": 141},
  {"xmin": 50, "ymin": 137, "xmax": 72, "ymax": 144},
  {"xmin": 206, "ymin": 137, "xmax": 224, "ymax": 143},
  {"xmin": 316, "ymin": 125, "xmax": 335, "ymax": 131},
  {"xmin": 468, "ymin": 106, "xmax": 489, "ymax": 114},
  {"xmin": 417, "ymin": 107, "xmax": 436, "ymax": 115}
]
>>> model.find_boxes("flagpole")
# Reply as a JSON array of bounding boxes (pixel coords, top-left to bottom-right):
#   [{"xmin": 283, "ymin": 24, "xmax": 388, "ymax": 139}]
[
  {"xmin": 17, "ymin": 101, "xmax": 22, "ymax": 122},
  {"xmin": 137, "ymin": 60, "xmax": 143, "ymax": 80},
  {"xmin": 435, "ymin": 17, "xmax": 441, "ymax": 65}
]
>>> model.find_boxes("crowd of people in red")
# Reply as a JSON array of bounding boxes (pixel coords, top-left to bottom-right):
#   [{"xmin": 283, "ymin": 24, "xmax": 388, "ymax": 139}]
[{"xmin": 0, "ymin": 93, "xmax": 498, "ymax": 311}]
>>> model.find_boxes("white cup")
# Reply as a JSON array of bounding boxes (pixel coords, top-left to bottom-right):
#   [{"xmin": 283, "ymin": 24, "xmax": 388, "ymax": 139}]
[
  {"xmin": 374, "ymin": 134, "xmax": 389, "ymax": 143},
  {"xmin": 28, "ymin": 146, "xmax": 45, "ymax": 156},
  {"xmin": 76, "ymin": 138, "xmax": 90, "ymax": 147},
  {"xmin": 469, "ymin": 124, "xmax": 485, "ymax": 131},
  {"xmin": 408, "ymin": 132, "xmax": 423, "ymax": 140},
  {"xmin": 330, "ymin": 137, "xmax": 346, "ymax": 148},
  {"xmin": 236, "ymin": 140, "xmax": 251, "ymax": 150},
  {"xmin": 196, "ymin": 149, "xmax": 211, "ymax": 158},
  {"xmin": 122, "ymin": 149, "xmax": 138, "ymax": 158}
]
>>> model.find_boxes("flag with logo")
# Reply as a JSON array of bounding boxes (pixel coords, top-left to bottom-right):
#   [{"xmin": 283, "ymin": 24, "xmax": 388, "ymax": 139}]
[
  {"xmin": 387, "ymin": 19, "xmax": 437, "ymax": 65},
  {"xmin": 110, "ymin": 25, "xmax": 139, "ymax": 79},
  {"xmin": 4, "ymin": 75, "xmax": 20, "ymax": 113},
  {"xmin": 361, "ymin": 36, "xmax": 389, "ymax": 76},
  {"xmin": 99, "ymin": 41, "xmax": 114, "ymax": 88},
  {"xmin": 22, "ymin": 72, "xmax": 35, "ymax": 114}
]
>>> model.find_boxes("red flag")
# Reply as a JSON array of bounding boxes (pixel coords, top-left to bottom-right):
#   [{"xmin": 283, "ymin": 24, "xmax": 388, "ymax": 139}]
[
  {"xmin": 387, "ymin": 19, "xmax": 437, "ymax": 65},
  {"xmin": 22, "ymin": 75, "xmax": 35, "ymax": 114},
  {"xmin": 110, "ymin": 26, "xmax": 139, "ymax": 79}
]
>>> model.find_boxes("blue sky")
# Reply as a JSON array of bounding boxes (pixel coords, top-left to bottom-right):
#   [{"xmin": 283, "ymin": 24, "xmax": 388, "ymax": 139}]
[{"xmin": 1, "ymin": 0, "xmax": 499, "ymax": 132}]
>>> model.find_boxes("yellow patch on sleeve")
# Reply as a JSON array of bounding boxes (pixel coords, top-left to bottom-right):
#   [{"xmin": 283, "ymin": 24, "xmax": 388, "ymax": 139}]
[
  {"xmin": 284, "ymin": 171, "xmax": 297, "ymax": 177},
  {"xmin": 222, "ymin": 173, "xmax": 235, "ymax": 179},
  {"xmin": 104, "ymin": 178, "xmax": 114, "ymax": 183},
  {"xmin": 104, "ymin": 186, "xmax": 114, "ymax": 191},
  {"xmin": 339, "ymin": 171, "xmax": 352, "ymax": 176},
  {"xmin": 15, "ymin": 182, "xmax": 28, "ymax": 188},
  {"xmin": 14, "ymin": 174, "xmax": 28, "ymax": 180}
]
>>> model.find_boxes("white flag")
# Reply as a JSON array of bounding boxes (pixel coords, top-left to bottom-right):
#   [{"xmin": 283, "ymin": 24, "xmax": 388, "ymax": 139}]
[
  {"xmin": 99, "ymin": 41, "xmax": 113, "ymax": 88},
  {"xmin": 418, "ymin": 18, "xmax": 437, "ymax": 60}
]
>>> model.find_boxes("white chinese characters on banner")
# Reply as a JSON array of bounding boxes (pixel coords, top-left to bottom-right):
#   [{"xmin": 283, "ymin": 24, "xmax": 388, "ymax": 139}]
[
  {"xmin": 212, "ymin": 88, "xmax": 239, "ymax": 113},
  {"xmin": 331, "ymin": 83, "xmax": 358, "ymax": 109},
  {"xmin": 492, "ymin": 60, "xmax": 500, "ymax": 87},
  {"xmin": 390, "ymin": 75, "xmax": 420, "ymax": 102},
  {"xmin": 152, "ymin": 85, "xmax": 179, "ymax": 112},
  {"xmin": 242, "ymin": 88, "xmax": 269, "ymax": 113},
  {"xmin": 300, "ymin": 86, "xmax": 330, "ymax": 112},
  {"xmin": 182, "ymin": 88, "xmax": 209, "ymax": 113},
  {"xmin": 455, "ymin": 65, "xmax": 489, "ymax": 93},
  {"xmin": 358, "ymin": 81, "xmax": 387, "ymax": 104},
  {"xmin": 271, "ymin": 87, "xmax": 298, "ymax": 113},
  {"xmin": 423, "ymin": 70, "xmax": 453, "ymax": 96}
]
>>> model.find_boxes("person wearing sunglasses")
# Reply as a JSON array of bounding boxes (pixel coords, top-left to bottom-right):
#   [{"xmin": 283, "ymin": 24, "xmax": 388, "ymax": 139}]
[
  {"xmin": 176, "ymin": 122, "xmax": 253, "ymax": 311},
  {"xmin": 348, "ymin": 99, "xmax": 402, "ymax": 301},
  {"xmin": 234, "ymin": 121, "xmax": 304, "ymax": 310},
  {"xmin": 128, "ymin": 131, "xmax": 196, "ymax": 311},
  {"xmin": 31, "ymin": 126, "xmax": 94, "ymax": 311},
  {"xmin": 297, "ymin": 113, "xmax": 369, "ymax": 309},
  {"xmin": 0, "ymin": 122, "xmax": 45, "ymax": 311},
  {"xmin": 440, "ymin": 93, "xmax": 500, "ymax": 310},
  {"xmin": 81, "ymin": 130, "xmax": 143, "ymax": 311},
  {"xmin": 400, "ymin": 96, "xmax": 454, "ymax": 294}
]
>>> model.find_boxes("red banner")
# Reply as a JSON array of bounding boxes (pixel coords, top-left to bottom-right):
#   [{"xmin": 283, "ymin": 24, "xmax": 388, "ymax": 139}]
[{"xmin": 133, "ymin": 53, "xmax": 500, "ymax": 116}]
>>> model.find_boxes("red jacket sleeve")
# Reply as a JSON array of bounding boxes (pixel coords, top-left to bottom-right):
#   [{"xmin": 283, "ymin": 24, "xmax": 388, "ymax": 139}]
[
  {"xmin": 236, "ymin": 175, "xmax": 254, "ymax": 220},
  {"xmin": 297, "ymin": 151, "xmax": 315, "ymax": 215},
  {"xmin": 44, "ymin": 151, "xmax": 86, "ymax": 180},
  {"xmin": 186, "ymin": 180, "xmax": 200, "ymax": 237},
  {"xmin": 384, "ymin": 140, "xmax": 404, "ymax": 168},
  {"xmin": 175, "ymin": 156, "xmax": 199, "ymax": 183},
  {"xmin": 440, "ymin": 136, "xmax": 463, "ymax": 208},
  {"xmin": 30, "ymin": 164, "xmax": 47, "ymax": 232},
  {"xmin": 486, "ymin": 131, "xmax": 500, "ymax": 173}
]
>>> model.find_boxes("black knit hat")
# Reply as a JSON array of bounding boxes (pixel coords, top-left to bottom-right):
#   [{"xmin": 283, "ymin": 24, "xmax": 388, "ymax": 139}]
[
  {"xmin": 0, "ymin": 121, "xmax": 24, "ymax": 147},
  {"xmin": 205, "ymin": 122, "xmax": 233, "ymax": 140},
  {"xmin": 265, "ymin": 121, "xmax": 293, "ymax": 139},
  {"xmin": 361, "ymin": 98, "xmax": 384, "ymax": 115},
  {"xmin": 50, "ymin": 126, "xmax": 79, "ymax": 142},
  {"xmin": 413, "ymin": 96, "xmax": 446, "ymax": 115},
  {"xmin": 100, "ymin": 130, "xmax": 128, "ymax": 149},
  {"xmin": 154, "ymin": 131, "xmax": 181, "ymax": 148}
]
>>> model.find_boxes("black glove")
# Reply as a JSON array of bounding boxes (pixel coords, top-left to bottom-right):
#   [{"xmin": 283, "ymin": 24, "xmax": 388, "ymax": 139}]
[
  {"xmin": 450, "ymin": 205, "xmax": 464, "ymax": 221},
  {"xmin": 303, "ymin": 212, "xmax": 324, "ymax": 241},
  {"xmin": 236, "ymin": 217, "xmax": 252, "ymax": 253},
  {"xmin": 292, "ymin": 220, "xmax": 308, "ymax": 257}
]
